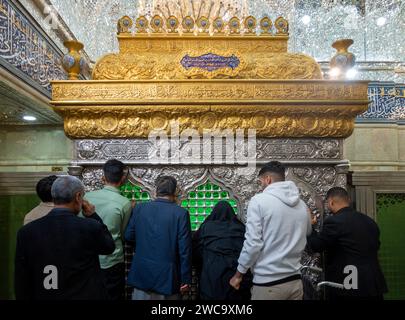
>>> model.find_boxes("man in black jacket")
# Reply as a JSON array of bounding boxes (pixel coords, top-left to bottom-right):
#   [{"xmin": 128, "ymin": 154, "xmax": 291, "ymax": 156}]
[
  {"xmin": 15, "ymin": 175, "xmax": 115, "ymax": 300},
  {"xmin": 307, "ymin": 187, "xmax": 387, "ymax": 300}
]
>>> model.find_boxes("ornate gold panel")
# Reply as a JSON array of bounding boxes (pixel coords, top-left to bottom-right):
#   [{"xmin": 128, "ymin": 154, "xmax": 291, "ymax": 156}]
[
  {"xmin": 60, "ymin": 112, "xmax": 359, "ymax": 139},
  {"xmin": 92, "ymin": 35, "xmax": 321, "ymax": 81},
  {"xmin": 51, "ymin": 17, "xmax": 370, "ymax": 139},
  {"xmin": 51, "ymin": 79, "xmax": 369, "ymax": 139}
]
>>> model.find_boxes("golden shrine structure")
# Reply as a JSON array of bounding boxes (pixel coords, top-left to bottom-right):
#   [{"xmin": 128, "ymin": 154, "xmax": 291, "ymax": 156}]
[
  {"xmin": 51, "ymin": 15, "xmax": 369, "ymax": 139},
  {"xmin": 50, "ymin": 14, "xmax": 370, "ymax": 299}
]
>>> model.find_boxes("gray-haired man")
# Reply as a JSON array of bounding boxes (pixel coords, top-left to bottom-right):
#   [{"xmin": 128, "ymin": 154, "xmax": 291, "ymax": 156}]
[{"xmin": 15, "ymin": 176, "xmax": 115, "ymax": 300}]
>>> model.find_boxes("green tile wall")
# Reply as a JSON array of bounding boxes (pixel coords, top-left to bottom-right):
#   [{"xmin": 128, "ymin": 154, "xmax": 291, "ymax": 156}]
[
  {"xmin": 376, "ymin": 193, "xmax": 405, "ymax": 300},
  {"xmin": 0, "ymin": 194, "xmax": 39, "ymax": 300}
]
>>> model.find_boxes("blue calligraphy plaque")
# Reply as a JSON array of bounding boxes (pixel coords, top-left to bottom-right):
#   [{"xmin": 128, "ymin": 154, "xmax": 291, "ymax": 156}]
[
  {"xmin": 180, "ymin": 53, "xmax": 240, "ymax": 72},
  {"xmin": 0, "ymin": 0, "xmax": 67, "ymax": 93},
  {"xmin": 357, "ymin": 83, "xmax": 405, "ymax": 121}
]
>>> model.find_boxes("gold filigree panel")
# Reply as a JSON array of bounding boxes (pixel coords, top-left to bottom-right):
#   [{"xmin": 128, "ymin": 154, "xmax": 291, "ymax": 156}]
[
  {"xmin": 92, "ymin": 52, "xmax": 321, "ymax": 80},
  {"xmin": 240, "ymin": 53, "xmax": 322, "ymax": 79}
]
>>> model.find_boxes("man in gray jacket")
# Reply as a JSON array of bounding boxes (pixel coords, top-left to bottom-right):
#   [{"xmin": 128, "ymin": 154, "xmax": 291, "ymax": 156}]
[{"xmin": 230, "ymin": 161, "xmax": 312, "ymax": 300}]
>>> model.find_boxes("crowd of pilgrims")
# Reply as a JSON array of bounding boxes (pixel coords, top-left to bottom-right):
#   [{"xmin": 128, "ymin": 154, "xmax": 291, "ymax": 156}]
[{"xmin": 15, "ymin": 160, "xmax": 387, "ymax": 300}]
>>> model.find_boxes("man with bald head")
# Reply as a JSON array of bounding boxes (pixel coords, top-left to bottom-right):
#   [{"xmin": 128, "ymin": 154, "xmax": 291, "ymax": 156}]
[{"xmin": 307, "ymin": 187, "xmax": 387, "ymax": 300}]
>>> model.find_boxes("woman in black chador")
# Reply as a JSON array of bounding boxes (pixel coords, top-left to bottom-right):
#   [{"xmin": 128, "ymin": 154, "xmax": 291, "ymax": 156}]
[{"xmin": 193, "ymin": 201, "xmax": 252, "ymax": 300}]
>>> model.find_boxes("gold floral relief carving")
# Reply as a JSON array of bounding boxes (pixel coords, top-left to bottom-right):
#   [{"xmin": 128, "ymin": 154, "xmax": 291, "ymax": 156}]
[
  {"xmin": 61, "ymin": 113, "xmax": 356, "ymax": 139},
  {"xmin": 241, "ymin": 53, "xmax": 322, "ymax": 79},
  {"xmin": 54, "ymin": 103, "xmax": 366, "ymax": 139},
  {"xmin": 92, "ymin": 51, "xmax": 319, "ymax": 80},
  {"xmin": 92, "ymin": 35, "xmax": 306, "ymax": 80}
]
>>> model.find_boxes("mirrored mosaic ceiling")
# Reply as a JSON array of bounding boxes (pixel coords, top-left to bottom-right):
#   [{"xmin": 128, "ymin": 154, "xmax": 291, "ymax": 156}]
[
  {"xmin": 44, "ymin": 0, "xmax": 404, "ymax": 66},
  {"xmin": 1, "ymin": 0, "xmax": 403, "ymax": 126}
]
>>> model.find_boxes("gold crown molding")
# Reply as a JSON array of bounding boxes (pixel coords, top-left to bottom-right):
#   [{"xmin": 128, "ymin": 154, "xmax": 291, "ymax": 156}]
[
  {"xmin": 116, "ymin": 14, "xmax": 287, "ymax": 36},
  {"xmin": 52, "ymin": 100, "xmax": 370, "ymax": 106}
]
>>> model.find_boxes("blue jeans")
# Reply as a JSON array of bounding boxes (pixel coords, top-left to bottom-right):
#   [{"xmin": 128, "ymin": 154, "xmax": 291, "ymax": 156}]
[{"xmin": 132, "ymin": 288, "xmax": 180, "ymax": 300}]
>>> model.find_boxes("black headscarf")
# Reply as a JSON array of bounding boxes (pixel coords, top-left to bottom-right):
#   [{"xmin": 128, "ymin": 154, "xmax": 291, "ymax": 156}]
[
  {"xmin": 204, "ymin": 201, "xmax": 237, "ymax": 222},
  {"xmin": 193, "ymin": 200, "xmax": 252, "ymax": 300}
]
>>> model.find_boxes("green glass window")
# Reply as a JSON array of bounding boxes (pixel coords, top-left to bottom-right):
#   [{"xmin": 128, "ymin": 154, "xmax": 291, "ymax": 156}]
[
  {"xmin": 182, "ymin": 181, "xmax": 238, "ymax": 231},
  {"xmin": 119, "ymin": 181, "xmax": 238, "ymax": 232},
  {"xmin": 120, "ymin": 182, "xmax": 151, "ymax": 203}
]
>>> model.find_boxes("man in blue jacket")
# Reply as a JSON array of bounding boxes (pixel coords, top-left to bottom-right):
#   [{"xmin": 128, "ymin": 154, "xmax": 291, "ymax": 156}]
[{"xmin": 125, "ymin": 176, "xmax": 192, "ymax": 300}]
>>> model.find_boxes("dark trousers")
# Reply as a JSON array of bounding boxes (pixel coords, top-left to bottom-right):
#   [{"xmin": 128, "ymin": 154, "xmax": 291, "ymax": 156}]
[{"xmin": 102, "ymin": 263, "xmax": 125, "ymax": 300}]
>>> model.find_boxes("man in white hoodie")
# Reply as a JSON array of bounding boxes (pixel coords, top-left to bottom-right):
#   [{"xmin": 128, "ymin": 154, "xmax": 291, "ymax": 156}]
[{"xmin": 230, "ymin": 161, "xmax": 312, "ymax": 300}]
